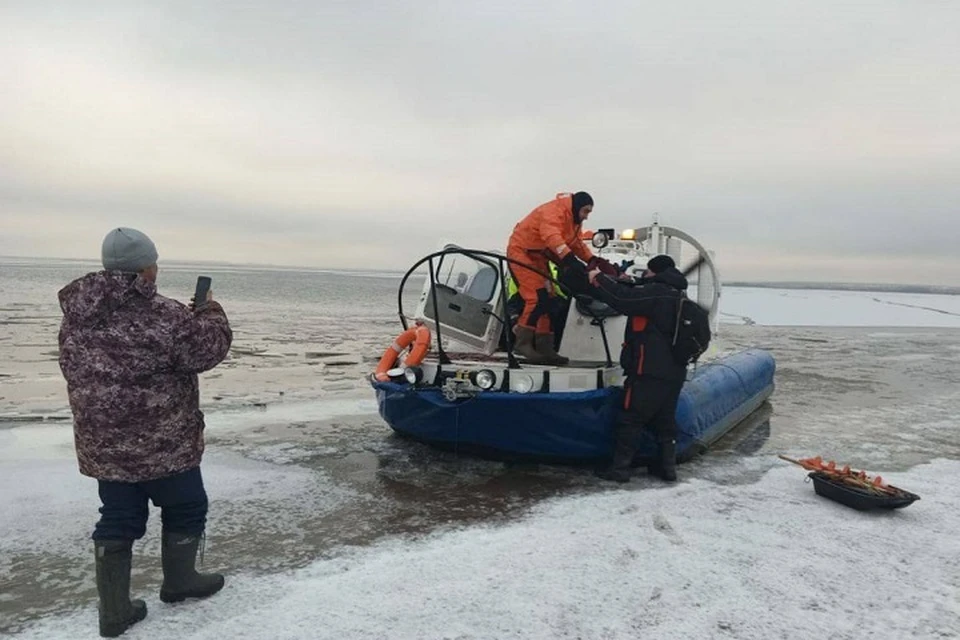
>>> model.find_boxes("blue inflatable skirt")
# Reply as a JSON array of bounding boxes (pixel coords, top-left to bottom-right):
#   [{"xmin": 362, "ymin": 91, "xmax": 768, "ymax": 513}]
[{"xmin": 372, "ymin": 348, "xmax": 775, "ymax": 464}]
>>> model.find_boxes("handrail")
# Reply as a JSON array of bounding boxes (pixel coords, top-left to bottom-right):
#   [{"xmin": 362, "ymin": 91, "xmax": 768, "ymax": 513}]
[{"xmin": 395, "ymin": 247, "xmax": 613, "ymax": 368}]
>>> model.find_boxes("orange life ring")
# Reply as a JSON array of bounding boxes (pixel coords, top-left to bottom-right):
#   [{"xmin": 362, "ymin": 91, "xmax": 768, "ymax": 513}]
[{"xmin": 374, "ymin": 323, "xmax": 431, "ymax": 382}]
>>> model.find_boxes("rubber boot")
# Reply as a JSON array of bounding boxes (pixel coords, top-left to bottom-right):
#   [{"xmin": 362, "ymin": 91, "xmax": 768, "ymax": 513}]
[
  {"xmin": 95, "ymin": 540, "xmax": 147, "ymax": 638},
  {"xmin": 595, "ymin": 436, "xmax": 635, "ymax": 483},
  {"xmin": 657, "ymin": 439, "xmax": 678, "ymax": 482},
  {"xmin": 512, "ymin": 326, "xmax": 547, "ymax": 364},
  {"xmin": 534, "ymin": 333, "xmax": 569, "ymax": 366},
  {"xmin": 159, "ymin": 532, "xmax": 225, "ymax": 603},
  {"xmin": 595, "ymin": 465, "xmax": 631, "ymax": 483}
]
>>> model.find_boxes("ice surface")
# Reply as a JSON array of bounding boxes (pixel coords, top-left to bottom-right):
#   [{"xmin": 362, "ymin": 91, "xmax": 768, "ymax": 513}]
[
  {"xmin": 3, "ymin": 263, "xmax": 960, "ymax": 638},
  {"xmin": 721, "ymin": 287, "xmax": 960, "ymax": 328},
  {"xmin": 12, "ymin": 459, "xmax": 959, "ymax": 640}
]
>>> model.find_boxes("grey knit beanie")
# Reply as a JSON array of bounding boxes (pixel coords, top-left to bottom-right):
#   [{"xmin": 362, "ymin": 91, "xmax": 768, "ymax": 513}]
[{"xmin": 101, "ymin": 228, "xmax": 159, "ymax": 272}]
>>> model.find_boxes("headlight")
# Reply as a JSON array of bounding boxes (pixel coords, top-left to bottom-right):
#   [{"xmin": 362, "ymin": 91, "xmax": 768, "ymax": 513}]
[
  {"xmin": 513, "ymin": 373, "xmax": 535, "ymax": 394},
  {"xmin": 591, "ymin": 231, "xmax": 609, "ymax": 249},
  {"xmin": 386, "ymin": 366, "xmax": 405, "ymax": 379},
  {"xmin": 470, "ymin": 369, "xmax": 497, "ymax": 390},
  {"xmin": 404, "ymin": 366, "xmax": 424, "ymax": 384}
]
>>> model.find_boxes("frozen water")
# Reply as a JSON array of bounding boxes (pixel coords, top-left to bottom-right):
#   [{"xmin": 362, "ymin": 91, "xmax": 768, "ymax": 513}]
[
  {"xmin": 2, "ymin": 259, "xmax": 959, "ymax": 638},
  {"xmin": 10, "ymin": 460, "xmax": 959, "ymax": 639}
]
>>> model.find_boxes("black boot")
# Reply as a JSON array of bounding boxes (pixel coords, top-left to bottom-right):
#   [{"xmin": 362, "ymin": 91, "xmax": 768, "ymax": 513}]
[
  {"xmin": 95, "ymin": 540, "xmax": 147, "ymax": 638},
  {"xmin": 646, "ymin": 459, "xmax": 662, "ymax": 477},
  {"xmin": 595, "ymin": 434, "xmax": 635, "ymax": 483},
  {"xmin": 657, "ymin": 439, "xmax": 678, "ymax": 482},
  {"xmin": 159, "ymin": 532, "xmax": 225, "ymax": 603},
  {"xmin": 535, "ymin": 332, "xmax": 569, "ymax": 366},
  {"xmin": 513, "ymin": 326, "xmax": 547, "ymax": 364},
  {"xmin": 595, "ymin": 466, "xmax": 631, "ymax": 483}
]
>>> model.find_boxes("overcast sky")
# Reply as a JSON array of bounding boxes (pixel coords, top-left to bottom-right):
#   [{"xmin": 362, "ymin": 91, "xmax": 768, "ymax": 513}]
[{"xmin": 2, "ymin": 1, "xmax": 958, "ymax": 284}]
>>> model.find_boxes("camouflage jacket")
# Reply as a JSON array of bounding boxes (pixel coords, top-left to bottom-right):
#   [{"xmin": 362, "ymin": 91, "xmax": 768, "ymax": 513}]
[{"xmin": 58, "ymin": 271, "xmax": 232, "ymax": 482}]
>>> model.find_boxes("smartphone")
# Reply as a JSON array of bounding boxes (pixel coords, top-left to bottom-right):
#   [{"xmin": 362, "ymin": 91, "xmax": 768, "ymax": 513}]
[{"xmin": 193, "ymin": 276, "xmax": 212, "ymax": 309}]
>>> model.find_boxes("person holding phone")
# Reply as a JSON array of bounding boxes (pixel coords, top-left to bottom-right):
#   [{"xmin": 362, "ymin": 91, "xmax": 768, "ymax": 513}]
[{"xmin": 58, "ymin": 227, "xmax": 232, "ymax": 637}]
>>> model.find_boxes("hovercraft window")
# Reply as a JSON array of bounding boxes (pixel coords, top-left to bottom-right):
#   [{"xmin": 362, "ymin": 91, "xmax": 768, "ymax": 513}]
[{"xmin": 435, "ymin": 254, "xmax": 498, "ymax": 303}]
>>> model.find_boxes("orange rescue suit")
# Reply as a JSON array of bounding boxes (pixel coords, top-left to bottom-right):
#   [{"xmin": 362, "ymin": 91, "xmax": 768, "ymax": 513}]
[{"xmin": 507, "ymin": 193, "xmax": 594, "ymax": 331}]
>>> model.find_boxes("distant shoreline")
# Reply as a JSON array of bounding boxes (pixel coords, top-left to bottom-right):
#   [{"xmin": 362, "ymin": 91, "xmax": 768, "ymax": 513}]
[
  {"xmin": 724, "ymin": 281, "xmax": 960, "ymax": 295},
  {"xmin": 1, "ymin": 255, "xmax": 956, "ymax": 296}
]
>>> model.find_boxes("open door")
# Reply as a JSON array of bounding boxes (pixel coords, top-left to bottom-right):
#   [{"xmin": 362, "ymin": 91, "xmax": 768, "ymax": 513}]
[{"xmin": 414, "ymin": 245, "xmax": 505, "ymax": 354}]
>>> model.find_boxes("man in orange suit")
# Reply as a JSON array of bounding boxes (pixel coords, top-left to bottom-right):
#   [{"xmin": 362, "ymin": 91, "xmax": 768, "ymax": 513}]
[{"xmin": 506, "ymin": 191, "xmax": 618, "ymax": 365}]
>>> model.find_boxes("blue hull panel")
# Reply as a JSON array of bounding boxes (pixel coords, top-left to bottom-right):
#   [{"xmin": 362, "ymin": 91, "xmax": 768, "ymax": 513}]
[{"xmin": 372, "ymin": 348, "xmax": 776, "ymax": 463}]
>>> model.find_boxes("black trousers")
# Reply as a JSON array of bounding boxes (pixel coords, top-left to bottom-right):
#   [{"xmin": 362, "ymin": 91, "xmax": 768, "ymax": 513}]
[
  {"xmin": 611, "ymin": 376, "xmax": 684, "ymax": 468},
  {"xmin": 92, "ymin": 466, "xmax": 208, "ymax": 541}
]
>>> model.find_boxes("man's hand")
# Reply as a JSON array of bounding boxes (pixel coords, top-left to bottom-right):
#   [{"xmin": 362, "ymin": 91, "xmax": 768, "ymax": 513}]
[
  {"xmin": 588, "ymin": 267, "xmax": 602, "ymax": 285},
  {"xmin": 588, "ymin": 256, "xmax": 619, "ymax": 277},
  {"xmin": 189, "ymin": 290, "xmax": 215, "ymax": 312}
]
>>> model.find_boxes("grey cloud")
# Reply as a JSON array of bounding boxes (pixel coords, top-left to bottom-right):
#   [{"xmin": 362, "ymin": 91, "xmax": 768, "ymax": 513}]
[{"xmin": 1, "ymin": 1, "xmax": 959, "ymax": 283}]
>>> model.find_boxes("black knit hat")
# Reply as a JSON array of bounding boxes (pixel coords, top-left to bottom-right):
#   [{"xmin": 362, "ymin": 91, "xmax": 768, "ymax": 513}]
[
  {"xmin": 646, "ymin": 254, "xmax": 676, "ymax": 274},
  {"xmin": 571, "ymin": 191, "xmax": 593, "ymax": 222}
]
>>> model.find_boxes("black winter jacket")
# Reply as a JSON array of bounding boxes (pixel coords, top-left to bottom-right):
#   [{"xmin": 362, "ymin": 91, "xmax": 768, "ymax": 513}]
[{"xmin": 591, "ymin": 267, "xmax": 689, "ymax": 382}]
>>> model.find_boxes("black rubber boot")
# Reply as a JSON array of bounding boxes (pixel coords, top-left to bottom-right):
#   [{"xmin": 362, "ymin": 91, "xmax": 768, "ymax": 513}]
[
  {"xmin": 159, "ymin": 532, "xmax": 225, "ymax": 603},
  {"xmin": 535, "ymin": 333, "xmax": 569, "ymax": 366},
  {"xmin": 513, "ymin": 326, "xmax": 547, "ymax": 364},
  {"xmin": 595, "ymin": 466, "xmax": 632, "ymax": 483},
  {"xmin": 647, "ymin": 458, "xmax": 662, "ymax": 477},
  {"xmin": 595, "ymin": 434, "xmax": 635, "ymax": 483},
  {"xmin": 95, "ymin": 540, "xmax": 147, "ymax": 638},
  {"xmin": 657, "ymin": 440, "xmax": 678, "ymax": 482}
]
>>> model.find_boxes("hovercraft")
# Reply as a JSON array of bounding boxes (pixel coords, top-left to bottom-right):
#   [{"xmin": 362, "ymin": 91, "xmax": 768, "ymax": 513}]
[{"xmin": 370, "ymin": 219, "xmax": 775, "ymax": 466}]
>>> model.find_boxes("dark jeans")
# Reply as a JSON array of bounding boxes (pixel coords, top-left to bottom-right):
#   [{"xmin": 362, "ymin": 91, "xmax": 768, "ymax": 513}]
[
  {"xmin": 93, "ymin": 467, "xmax": 208, "ymax": 541},
  {"xmin": 611, "ymin": 376, "xmax": 684, "ymax": 468}
]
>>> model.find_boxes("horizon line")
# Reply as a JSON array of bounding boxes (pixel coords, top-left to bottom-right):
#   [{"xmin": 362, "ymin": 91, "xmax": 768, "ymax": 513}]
[{"xmin": 1, "ymin": 253, "xmax": 957, "ymax": 293}]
